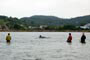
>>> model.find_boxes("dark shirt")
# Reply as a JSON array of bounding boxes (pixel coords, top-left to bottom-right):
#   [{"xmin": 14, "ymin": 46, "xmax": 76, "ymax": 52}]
[
  {"xmin": 81, "ymin": 35, "xmax": 86, "ymax": 43},
  {"xmin": 81, "ymin": 35, "xmax": 86, "ymax": 40}
]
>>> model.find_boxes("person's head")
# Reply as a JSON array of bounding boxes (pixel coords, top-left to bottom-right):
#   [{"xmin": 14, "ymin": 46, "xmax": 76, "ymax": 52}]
[
  {"xmin": 8, "ymin": 33, "xmax": 10, "ymax": 35},
  {"xmin": 69, "ymin": 33, "xmax": 71, "ymax": 35}
]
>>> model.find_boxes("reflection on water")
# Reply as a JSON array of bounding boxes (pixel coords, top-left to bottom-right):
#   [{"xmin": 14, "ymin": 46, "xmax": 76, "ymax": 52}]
[
  {"xmin": 0, "ymin": 32, "xmax": 90, "ymax": 60},
  {"xmin": 67, "ymin": 42, "xmax": 72, "ymax": 45}
]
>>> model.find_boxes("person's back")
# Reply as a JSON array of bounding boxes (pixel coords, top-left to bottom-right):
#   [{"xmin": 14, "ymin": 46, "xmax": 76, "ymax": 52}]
[
  {"xmin": 6, "ymin": 33, "xmax": 11, "ymax": 43},
  {"xmin": 67, "ymin": 33, "xmax": 72, "ymax": 42},
  {"xmin": 81, "ymin": 33, "xmax": 86, "ymax": 43}
]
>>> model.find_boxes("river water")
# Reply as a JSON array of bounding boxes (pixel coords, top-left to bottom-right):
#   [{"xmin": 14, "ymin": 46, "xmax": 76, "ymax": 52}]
[{"xmin": 0, "ymin": 32, "xmax": 90, "ymax": 60}]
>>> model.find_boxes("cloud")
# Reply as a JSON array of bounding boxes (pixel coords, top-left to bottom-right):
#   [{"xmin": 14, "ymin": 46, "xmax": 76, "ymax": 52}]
[{"xmin": 0, "ymin": 0, "xmax": 90, "ymax": 18}]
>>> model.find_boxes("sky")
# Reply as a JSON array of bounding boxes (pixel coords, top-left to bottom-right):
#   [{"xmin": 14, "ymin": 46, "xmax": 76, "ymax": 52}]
[{"xmin": 0, "ymin": 0, "xmax": 90, "ymax": 18}]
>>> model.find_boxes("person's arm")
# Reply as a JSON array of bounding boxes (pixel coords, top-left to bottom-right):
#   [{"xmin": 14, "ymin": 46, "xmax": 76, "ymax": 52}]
[
  {"xmin": 67, "ymin": 36, "xmax": 69, "ymax": 40},
  {"xmin": 85, "ymin": 36, "xmax": 86, "ymax": 39},
  {"xmin": 10, "ymin": 36, "xmax": 11, "ymax": 40}
]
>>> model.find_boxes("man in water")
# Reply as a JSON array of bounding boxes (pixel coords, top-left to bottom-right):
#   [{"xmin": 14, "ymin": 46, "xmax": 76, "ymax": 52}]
[
  {"xmin": 81, "ymin": 33, "xmax": 86, "ymax": 43},
  {"xmin": 6, "ymin": 33, "xmax": 11, "ymax": 43},
  {"xmin": 39, "ymin": 35, "xmax": 46, "ymax": 38},
  {"xmin": 67, "ymin": 33, "xmax": 72, "ymax": 43},
  {"xmin": 39, "ymin": 35, "xmax": 42, "ymax": 38}
]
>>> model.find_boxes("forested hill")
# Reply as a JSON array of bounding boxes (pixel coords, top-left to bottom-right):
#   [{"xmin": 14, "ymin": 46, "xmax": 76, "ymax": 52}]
[
  {"xmin": 20, "ymin": 15, "xmax": 90, "ymax": 26},
  {"xmin": 20, "ymin": 15, "xmax": 66, "ymax": 26},
  {"xmin": 0, "ymin": 15, "xmax": 90, "ymax": 30}
]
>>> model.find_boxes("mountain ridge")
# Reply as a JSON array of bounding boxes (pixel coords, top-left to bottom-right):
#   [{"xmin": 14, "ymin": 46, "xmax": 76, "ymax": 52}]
[{"xmin": 20, "ymin": 15, "xmax": 90, "ymax": 26}]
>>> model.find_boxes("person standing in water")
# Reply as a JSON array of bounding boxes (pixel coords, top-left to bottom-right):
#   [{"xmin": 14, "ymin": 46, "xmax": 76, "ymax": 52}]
[
  {"xmin": 6, "ymin": 33, "xmax": 11, "ymax": 43},
  {"xmin": 67, "ymin": 33, "xmax": 72, "ymax": 43},
  {"xmin": 81, "ymin": 33, "xmax": 86, "ymax": 43}
]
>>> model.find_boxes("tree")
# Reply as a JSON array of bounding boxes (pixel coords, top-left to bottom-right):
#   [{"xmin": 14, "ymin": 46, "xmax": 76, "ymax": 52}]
[{"xmin": 63, "ymin": 25, "xmax": 76, "ymax": 30}]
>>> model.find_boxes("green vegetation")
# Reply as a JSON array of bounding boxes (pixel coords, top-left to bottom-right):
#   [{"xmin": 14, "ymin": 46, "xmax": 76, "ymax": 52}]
[
  {"xmin": 45, "ymin": 25, "xmax": 81, "ymax": 30},
  {"xmin": 0, "ymin": 15, "xmax": 90, "ymax": 31}
]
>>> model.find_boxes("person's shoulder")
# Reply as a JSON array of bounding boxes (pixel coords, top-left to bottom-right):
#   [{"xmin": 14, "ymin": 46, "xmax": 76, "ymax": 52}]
[{"xmin": 9, "ymin": 35, "xmax": 11, "ymax": 37}]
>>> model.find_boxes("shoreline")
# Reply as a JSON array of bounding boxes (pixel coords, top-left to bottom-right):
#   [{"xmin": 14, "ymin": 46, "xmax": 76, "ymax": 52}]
[{"xmin": 0, "ymin": 30, "xmax": 90, "ymax": 32}]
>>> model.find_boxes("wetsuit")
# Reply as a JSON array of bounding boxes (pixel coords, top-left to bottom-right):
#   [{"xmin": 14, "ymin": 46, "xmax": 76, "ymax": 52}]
[{"xmin": 81, "ymin": 35, "xmax": 86, "ymax": 43}]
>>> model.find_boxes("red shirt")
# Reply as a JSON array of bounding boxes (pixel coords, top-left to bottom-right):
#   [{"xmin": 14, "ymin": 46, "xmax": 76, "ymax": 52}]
[{"xmin": 67, "ymin": 35, "xmax": 72, "ymax": 41}]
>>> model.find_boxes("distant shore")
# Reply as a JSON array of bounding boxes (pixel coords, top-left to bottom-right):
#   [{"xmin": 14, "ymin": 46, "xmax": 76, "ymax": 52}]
[{"xmin": 0, "ymin": 30, "xmax": 90, "ymax": 32}]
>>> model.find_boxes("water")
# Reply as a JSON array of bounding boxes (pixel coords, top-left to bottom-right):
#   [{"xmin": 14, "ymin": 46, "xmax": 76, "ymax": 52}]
[{"xmin": 0, "ymin": 32, "xmax": 90, "ymax": 60}]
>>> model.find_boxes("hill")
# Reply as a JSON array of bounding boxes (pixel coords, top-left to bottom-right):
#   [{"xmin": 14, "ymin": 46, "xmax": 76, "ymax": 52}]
[
  {"xmin": 20, "ymin": 15, "xmax": 90, "ymax": 26},
  {"xmin": 0, "ymin": 15, "xmax": 90, "ymax": 30}
]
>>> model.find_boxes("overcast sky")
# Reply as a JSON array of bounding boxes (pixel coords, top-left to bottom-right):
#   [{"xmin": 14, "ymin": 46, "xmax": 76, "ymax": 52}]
[{"xmin": 0, "ymin": 0, "xmax": 90, "ymax": 18}]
